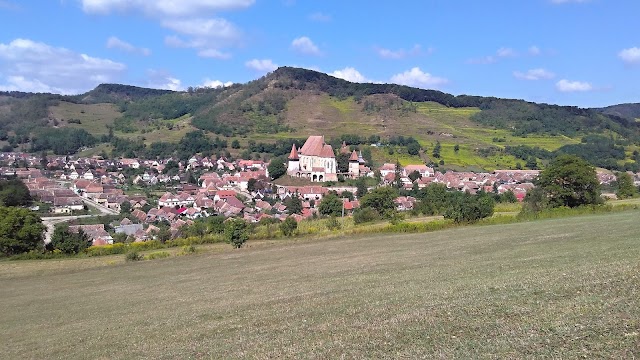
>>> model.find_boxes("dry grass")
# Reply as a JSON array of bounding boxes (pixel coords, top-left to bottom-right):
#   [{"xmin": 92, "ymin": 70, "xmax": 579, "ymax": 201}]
[
  {"xmin": 49, "ymin": 102, "xmax": 121, "ymax": 135},
  {"xmin": 1, "ymin": 212, "xmax": 640, "ymax": 358}
]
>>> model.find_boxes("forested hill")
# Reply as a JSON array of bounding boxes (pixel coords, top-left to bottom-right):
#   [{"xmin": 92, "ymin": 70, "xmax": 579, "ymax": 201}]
[
  {"xmin": 597, "ymin": 103, "xmax": 640, "ymax": 121},
  {"xmin": 0, "ymin": 66, "xmax": 639, "ymax": 171}
]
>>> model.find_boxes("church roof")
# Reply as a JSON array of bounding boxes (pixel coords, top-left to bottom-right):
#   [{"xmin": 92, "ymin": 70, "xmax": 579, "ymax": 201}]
[{"xmin": 299, "ymin": 136, "xmax": 335, "ymax": 158}]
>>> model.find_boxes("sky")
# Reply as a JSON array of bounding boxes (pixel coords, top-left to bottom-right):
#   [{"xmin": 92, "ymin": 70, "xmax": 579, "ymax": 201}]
[{"xmin": 0, "ymin": 0, "xmax": 638, "ymax": 108}]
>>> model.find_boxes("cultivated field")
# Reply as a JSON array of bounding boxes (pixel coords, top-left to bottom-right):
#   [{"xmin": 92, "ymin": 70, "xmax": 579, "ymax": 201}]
[{"xmin": 1, "ymin": 211, "xmax": 640, "ymax": 358}]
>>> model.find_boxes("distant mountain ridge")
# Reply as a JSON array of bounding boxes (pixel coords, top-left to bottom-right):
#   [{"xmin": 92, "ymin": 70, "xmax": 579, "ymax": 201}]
[{"xmin": 0, "ymin": 67, "xmax": 638, "ymax": 171}]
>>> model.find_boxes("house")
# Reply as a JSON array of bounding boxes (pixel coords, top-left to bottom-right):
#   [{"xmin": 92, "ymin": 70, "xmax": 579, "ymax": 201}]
[{"xmin": 68, "ymin": 224, "xmax": 113, "ymax": 245}]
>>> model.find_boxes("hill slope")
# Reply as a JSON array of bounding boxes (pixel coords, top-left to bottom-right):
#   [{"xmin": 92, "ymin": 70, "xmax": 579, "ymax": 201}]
[
  {"xmin": 0, "ymin": 67, "xmax": 638, "ymax": 170},
  {"xmin": 1, "ymin": 211, "xmax": 639, "ymax": 358}
]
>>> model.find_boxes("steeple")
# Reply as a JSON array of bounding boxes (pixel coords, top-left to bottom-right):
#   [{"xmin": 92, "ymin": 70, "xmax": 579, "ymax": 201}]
[
  {"xmin": 288, "ymin": 144, "xmax": 299, "ymax": 160},
  {"xmin": 349, "ymin": 150, "xmax": 359, "ymax": 162}
]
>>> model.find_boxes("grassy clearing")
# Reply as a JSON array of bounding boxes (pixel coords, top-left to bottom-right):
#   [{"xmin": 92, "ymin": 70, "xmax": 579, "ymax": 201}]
[
  {"xmin": 1, "ymin": 211, "xmax": 640, "ymax": 358},
  {"xmin": 49, "ymin": 102, "xmax": 121, "ymax": 135}
]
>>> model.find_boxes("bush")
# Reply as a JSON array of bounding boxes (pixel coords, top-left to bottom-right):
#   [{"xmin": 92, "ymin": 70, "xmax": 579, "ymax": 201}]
[
  {"xmin": 326, "ymin": 216, "xmax": 341, "ymax": 230},
  {"xmin": 86, "ymin": 243, "xmax": 127, "ymax": 256},
  {"xmin": 125, "ymin": 251, "xmax": 144, "ymax": 261},
  {"xmin": 444, "ymin": 192, "xmax": 495, "ymax": 223},
  {"xmin": 353, "ymin": 207, "xmax": 381, "ymax": 225},
  {"xmin": 146, "ymin": 251, "xmax": 171, "ymax": 260},
  {"xmin": 179, "ymin": 245, "xmax": 196, "ymax": 255},
  {"xmin": 280, "ymin": 217, "xmax": 298, "ymax": 236},
  {"xmin": 224, "ymin": 219, "xmax": 249, "ymax": 248}
]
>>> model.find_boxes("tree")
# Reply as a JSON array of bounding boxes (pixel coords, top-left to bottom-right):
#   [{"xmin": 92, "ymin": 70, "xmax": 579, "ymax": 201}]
[
  {"xmin": 284, "ymin": 196, "xmax": 303, "ymax": 215},
  {"xmin": 231, "ymin": 139, "xmax": 241, "ymax": 149},
  {"xmin": 153, "ymin": 225, "xmax": 172, "ymax": 243},
  {"xmin": 340, "ymin": 190, "xmax": 354, "ymax": 201},
  {"xmin": 119, "ymin": 201, "xmax": 132, "ymax": 215},
  {"xmin": 360, "ymin": 186, "xmax": 398, "ymax": 217},
  {"xmin": 356, "ymin": 177, "xmax": 368, "ymax": 198},
  {"xmin": 454, "ymin": 144, "xmax": 460, "ymax": 153},
  {"xmin": 615, "ymin": 171, "xmax": 637, "ymax": 199},
  {"xmin": 525, "ymin": 156, "xmax": 538, "ymax": 170},
  {"xmin": 408, "ymin": 170, "xmax": 421, "ymax": 182},
  {"xmin": 407, "ymin": 142, "xmax": 420, "ymax": 156},
  {"xmin": 247, "ymin": 178, "xmax": 257, "ymax": 192},
  {"xmin": 0, "ymin": 207, "xmax": 45, "ymax": 256},
  {"xmin": 536, "ymin": 154, "xmax": 600, "ymax": 208},
  {"xmin": 444, "ymin": 192, "xmax": 495, "ymax": 223},
  {"xmin": 186, "ymin": 220, "xmax": 207, "ymax": 240},
  {"xmin": 280, "ymin": 217, "xmax": 298, "ymax": 236},
  {"xmin": 336, "ymin": 152, "xmax": 350, "ymax": 173},
  {"xmin": 318, "ymin": 193, "xmax": 343, "ymax": 217},
  {"xmin": 393, "ymin": 159, "xmax": 403, "ymax": 189},
  {"xmin": 0, "ymin": 178, "xmax": 33, "ymax": 207},
  {"xmin": 206, "ymin": 215, "xmax": 226, "ymax": 234},
  {"xmin": 432, "ymin": 141, "xmax": 441, "ymax": 158},
  {"xmin": 268, "ymin": 156, "xmax": 287, "ymax": 180},
  {"xmin": 225, "ymin": 219, "xmax": 249, "ymax": 248},
  {"xmin": 50, "ymin": 224, "xmax": 91, "ymax": 254}
]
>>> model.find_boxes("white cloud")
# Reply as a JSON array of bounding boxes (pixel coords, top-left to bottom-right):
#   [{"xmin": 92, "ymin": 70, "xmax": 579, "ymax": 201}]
[
  {"xmin": 145, "ymin": 69, "xmax": 183, "ymax": 91},
  {"xmin": 81, "ymin": 1, "xmax": 251, "ymax": 59},
  {"xmin": 309, "ymin": 12, "xmax": 331, "ymax": 22},
  {"xmin": 468, "ymin": 47, "xmax": 520, "ymax": 64},
  {"xmin": 0, "ymin": 38, "xmax": 125, "ymax": 94},
  {"xmin": 200, "ymin": 78, "xmax": 233, "ymax": 88},
  {"xmin": 496, "ymin": 47, "xmax": 517, "ymax": 57},
  {"xmin": 529, "ymin": 45, "xmax": 541, "ymax": 56},
  {"xmin": 618, "ymin": 47, "xmax": 640, "ymax": 64},
  {"xmin": 80, "ymin": 0, "xmax": 255, "ymax": 16},
  {"xmin": 245, "ymin": 59, "xmax": 278, "ymax": 73},
  {"xmin": 197, "ymin": 49, "xmax": 231, "ymax": 59},
  {"xmin": 513, "ymin": 68, "xmax": 556, "ymax": 80},
  {"xmin": 376, "ymin": 44, "xmax": 426, "ymax": 60},
  {"xmin": 106, "ymin": 36, "xmax": 151, "ymax": 56},
  {"xmin": 390, "ymin": 67, "xmax": 448, "ymax": 89},
  {"xmin": 555, "ymin": 79, "xmax": 593, "ymax": 92},
  {"xmin": 330, "ymin": 67, "xmax": 369, "ymax": 83},
  {"xmin": 291, "ymin": 36, "xmax": 321, "ymax": 56}
]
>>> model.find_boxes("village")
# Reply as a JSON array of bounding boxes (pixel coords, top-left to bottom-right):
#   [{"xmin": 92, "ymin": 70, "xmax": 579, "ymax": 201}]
[{"xmin": 0, "ymin": 135, "xmax": 628, "ymax": 247}]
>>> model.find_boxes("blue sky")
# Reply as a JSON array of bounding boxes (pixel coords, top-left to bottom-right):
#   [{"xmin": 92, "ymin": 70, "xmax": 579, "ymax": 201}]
[{"xmin": 0, "ymin": 0, "xmax": 638, "ymax": 107}]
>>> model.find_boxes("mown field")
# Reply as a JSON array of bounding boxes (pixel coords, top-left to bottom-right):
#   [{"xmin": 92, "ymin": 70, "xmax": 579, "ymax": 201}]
[{"xmin": 1, "ymin": 211, "xmax": 639, "ymax": 358}]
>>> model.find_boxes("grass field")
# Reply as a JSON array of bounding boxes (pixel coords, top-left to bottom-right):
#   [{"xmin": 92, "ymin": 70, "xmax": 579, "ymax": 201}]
[
  {"xmin": 49, "ymin": 102, "xmax": 122, "ymax": 135},
  {"xmin": 2, "ymin": 211, "xmax": 640, "ymax": 358}
]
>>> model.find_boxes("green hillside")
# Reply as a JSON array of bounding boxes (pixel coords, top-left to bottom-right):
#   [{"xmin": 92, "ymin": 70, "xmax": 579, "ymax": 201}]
[
  {"xmin": 0, "ymin": 67, "xmax": 638, "ymax": 171},
  {"xmin": 1, "ymin": 211, "xmax": 639, "ymax": 358}
]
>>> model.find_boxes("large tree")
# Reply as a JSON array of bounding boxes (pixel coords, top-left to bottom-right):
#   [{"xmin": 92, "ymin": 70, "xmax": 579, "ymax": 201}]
[
  {"xmin": 50, "ymin": 224, "xmax": 91, "ymax": 255},
  {"xmin": 284, "ymin": 196, "xmax": 303, "ymax": 215},
  {"xmin": 318, "ymin": 193, "xmax": 343, "ymax": 217},
  {"xmin": 536, "ymin": 154, "xmax": 600, "ymax": 208},
  {"xmin": 225, "ymin": 219, "xmax": 249, "ymax": 248},
  {"xmin": 360, "ymin": 186, "xmax": 398, "ymax": 216},
  {"xmin": 0, "ymin": 206, "xmax": 45, "ymax": 256},
  {"xmin": 268, "ymin": 156, "xmax": 287, "ymax": 180},
  {"xmin": 615, "ymin": 171, "xmax": 637, "ymax": 199},
  {"xmin": 0, "ymin": 178, "xmax": 33, "ymax": 207}
]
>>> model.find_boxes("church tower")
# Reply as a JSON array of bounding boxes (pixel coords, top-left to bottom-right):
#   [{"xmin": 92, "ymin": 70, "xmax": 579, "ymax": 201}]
[
  {"xmin": 287, "ymin": 144, "xmax": 300, "ymax": 173},
  {"xmin": 348, "ymin": 150, "xmax": 360, "ymax": 178}
]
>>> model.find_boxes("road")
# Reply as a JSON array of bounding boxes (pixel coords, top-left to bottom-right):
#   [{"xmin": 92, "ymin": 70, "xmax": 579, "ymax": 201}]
[
  {"xmin": 41, "ymin": 198, "xmax": 119, "ymax": 244},
  {"xmin": 41, "ymin": 215, "xmax": 93, "ymax": 244}
]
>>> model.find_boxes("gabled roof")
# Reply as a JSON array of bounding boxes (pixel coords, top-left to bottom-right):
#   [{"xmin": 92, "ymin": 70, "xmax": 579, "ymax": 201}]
[{"xmin": 299, "ymin": 136, "xmax": 335, "ymax": 158}]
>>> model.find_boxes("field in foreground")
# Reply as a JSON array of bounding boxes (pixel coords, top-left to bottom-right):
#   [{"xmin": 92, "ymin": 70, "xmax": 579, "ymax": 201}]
[{"xmin": 1, "ymin": 212, "xmax": 640, "ymax": 358}]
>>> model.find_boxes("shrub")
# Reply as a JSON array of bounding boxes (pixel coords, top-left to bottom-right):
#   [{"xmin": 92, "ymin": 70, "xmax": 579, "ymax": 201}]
[
  {"xmin": 225, "ymin": 219, "xmax": 249, "ymax": 248},
  {"xmin": 179, "ymin": 245, "xmax": 197, "ymax": 255},
  {"xmin": 125, "ymin": 251, "xmax": 144, "ymax": 262},
  {"xmin": 280, "ymin": 217, "xmax": 298, "ymax": 237},
  {"xmin": 146, "ymin": 251, "xmax": 171, "ymax": 260},
  {"xmin": 353, "ymin": 207, "xmax": 381, "ymax": 225},
  {"xmin": 326, "ymin": 216, "xmax": 341, "ymax": 230}
]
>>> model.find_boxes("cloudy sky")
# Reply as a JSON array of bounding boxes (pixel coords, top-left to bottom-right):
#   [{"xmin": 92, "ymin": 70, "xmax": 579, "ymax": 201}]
[{"xmin": 0, "ymin": 0, "xmax": 638, "ymax": 107}]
